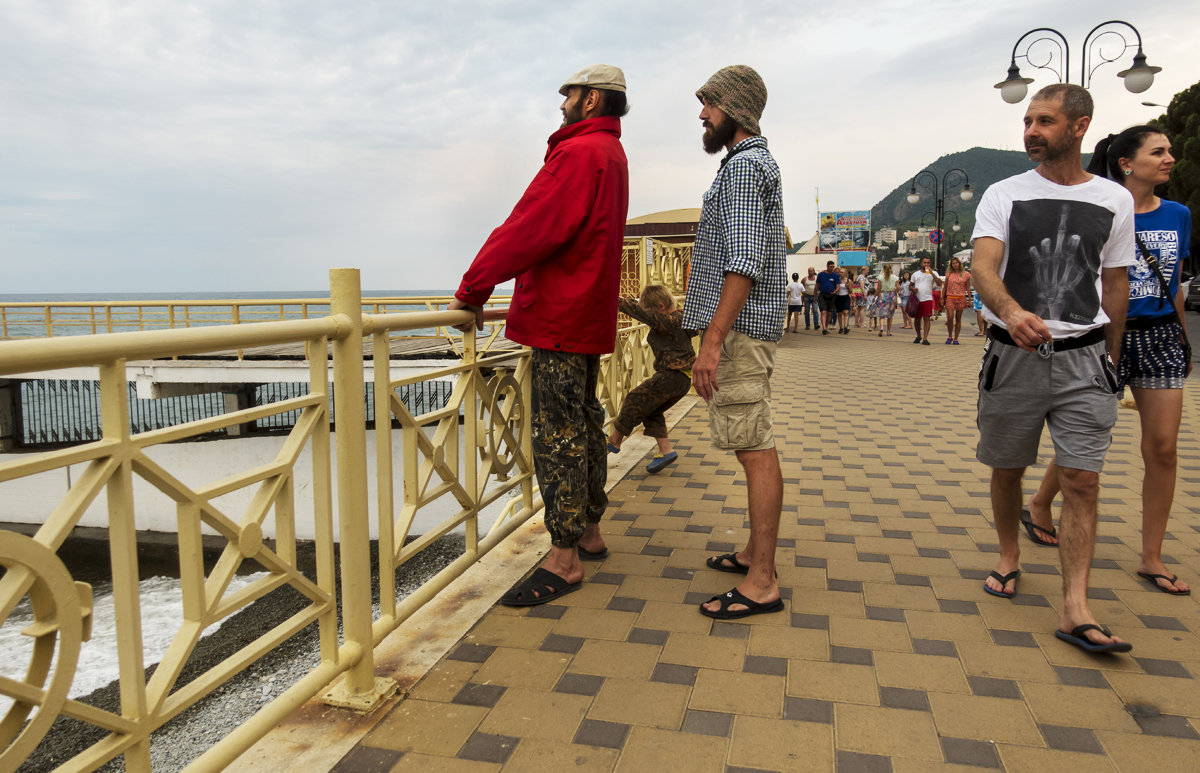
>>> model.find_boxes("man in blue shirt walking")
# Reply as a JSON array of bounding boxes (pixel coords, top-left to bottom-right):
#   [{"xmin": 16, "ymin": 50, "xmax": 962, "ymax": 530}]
[{"xmin": 815, "ymin": 260, "xmax": 841, "ymax": 334}]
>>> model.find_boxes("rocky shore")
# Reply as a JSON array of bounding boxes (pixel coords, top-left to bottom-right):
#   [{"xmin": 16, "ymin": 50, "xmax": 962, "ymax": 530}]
[{"xmin": 19, "ymin": 536, "xmax": 465, "ymax": 772}]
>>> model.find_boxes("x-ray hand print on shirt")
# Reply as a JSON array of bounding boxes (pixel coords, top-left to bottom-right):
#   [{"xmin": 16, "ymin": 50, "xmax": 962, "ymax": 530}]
[
  {"xmin": 1028, "ymin": 205, "xmax": 1087, "ymax": 320},
  {"xmin": 1005, "ymin": 198, "xmax": 1113, "ymax": 325}
]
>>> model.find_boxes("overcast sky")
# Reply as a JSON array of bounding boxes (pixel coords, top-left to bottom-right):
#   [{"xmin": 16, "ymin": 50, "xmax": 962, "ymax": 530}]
[{"xmin": 2, "ymin": 1, "xmax": 1196, "ymax": 294}]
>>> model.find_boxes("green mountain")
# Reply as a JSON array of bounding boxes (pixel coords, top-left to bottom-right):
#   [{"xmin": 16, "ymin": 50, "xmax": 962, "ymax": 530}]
[{"xmin": 871, "ymin": 147, "xmax": 1096, "ymax": 241}]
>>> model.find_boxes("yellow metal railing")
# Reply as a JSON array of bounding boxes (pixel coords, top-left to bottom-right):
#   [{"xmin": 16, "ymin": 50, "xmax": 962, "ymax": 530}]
[
  {"xmin": 622, "ymin": 238, "xmax": 691, "ymax": 297},
  {"xmin": 0, "ymin": 296, "xmax": 513, "ymax": 359},
  {"xmin": 0, "ymin": 269, "xmax": 660, "ymax": 772}
]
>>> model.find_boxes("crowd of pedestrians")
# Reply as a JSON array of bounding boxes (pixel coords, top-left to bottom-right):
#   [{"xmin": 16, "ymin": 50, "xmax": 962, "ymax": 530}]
[
  {"xmin": 444, "ymin": 63, "xmax": 1190, "ymax": 657},
  {"xmin": 786, "ymin": 257, "xmax": 988, "ymax": 342}
]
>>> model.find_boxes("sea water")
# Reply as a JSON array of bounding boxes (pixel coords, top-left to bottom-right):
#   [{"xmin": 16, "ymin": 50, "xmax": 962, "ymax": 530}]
[
  {"xmin": 0, "ymin": 289, "xmax": 454, "ymax": 340},
  {"xmin": 0, "ymin": 572, "xmax": 268, "ymax": 715}
]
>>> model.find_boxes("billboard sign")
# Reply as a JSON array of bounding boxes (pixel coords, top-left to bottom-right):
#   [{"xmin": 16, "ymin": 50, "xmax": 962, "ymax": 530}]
[{"xmin": 818, "ymin": 210, "xmax": 871, "ymax": 252}]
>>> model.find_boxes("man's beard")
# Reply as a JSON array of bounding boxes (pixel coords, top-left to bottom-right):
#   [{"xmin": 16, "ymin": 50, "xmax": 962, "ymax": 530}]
[
  {"xmin": 561, "ymin": 101, "xmax": 585, "ymax": 127},
  {"xmin": 702, "ymin": 116, "xmax": 738, "ymax": 155},
  {"xmin": 1025, "ymin": 133, "xmax": 1073, "ymax": 163}
]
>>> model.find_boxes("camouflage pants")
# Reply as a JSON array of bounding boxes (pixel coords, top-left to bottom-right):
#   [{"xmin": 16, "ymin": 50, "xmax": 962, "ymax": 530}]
[
  {"xmin": 531, "ymin": 348, "xmax": 607, "ymax": 548},
  {"xmin": 613, "ymin": 369, "xmax": 691, "ymax": 439}
]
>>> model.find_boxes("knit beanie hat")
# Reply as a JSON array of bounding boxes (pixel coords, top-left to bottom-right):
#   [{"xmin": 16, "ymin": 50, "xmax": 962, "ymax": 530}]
[{"xmin": 696, "ymin": 65, "xmax": 767, "ymax": 136}]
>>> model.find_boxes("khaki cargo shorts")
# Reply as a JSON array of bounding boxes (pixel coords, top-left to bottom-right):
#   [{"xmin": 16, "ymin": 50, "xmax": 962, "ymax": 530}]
[{"xmin": 706, "ymin": 329, "xmax": 776, "ymax": 451}]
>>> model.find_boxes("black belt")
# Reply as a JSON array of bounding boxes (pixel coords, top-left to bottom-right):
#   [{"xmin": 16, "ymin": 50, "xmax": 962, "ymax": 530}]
[
  {"xmin": 1125, "ymin": 315, "xmax": 1177, "ymax": 330},
  {"xmin": 987, "ymin": 325, "xmax": 1105, "ymax": 351}
]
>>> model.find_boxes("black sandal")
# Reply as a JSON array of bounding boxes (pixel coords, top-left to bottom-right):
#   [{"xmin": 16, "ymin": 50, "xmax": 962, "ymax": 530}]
[
  {"xmin": 1019, "ymin": 509, "xmax": 1057, "ymax": 546},
  {"xmin": 577, "ymin": 545, "xmax": 608, "ymax": 561},
  {"xmin": 699, "ymin": 588, "xmax": 783, "ymax": 619},
  {"xmin": 499, "ymin": 567, "xmax": 581, "ymax": 607},
  {"xmin": 1055, "ymin": 624, "xmax": 1132, "ymax": 653},
  {"xmin": 983, "ymin": 569, "xmax": 1020, "ymax": 598},
  {"xmin": 1136, "ymin": 571, "xmax": 1190, "ymax": 595},
  {"xmin": 705, "ymin": 553, "xmax": 749, "ymax": 574}
]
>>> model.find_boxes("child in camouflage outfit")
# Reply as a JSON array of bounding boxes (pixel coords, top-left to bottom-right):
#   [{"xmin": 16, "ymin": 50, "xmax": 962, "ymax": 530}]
[{"xmin": 607, "ymin": 285, "xmax": 696, "ymax": 473}]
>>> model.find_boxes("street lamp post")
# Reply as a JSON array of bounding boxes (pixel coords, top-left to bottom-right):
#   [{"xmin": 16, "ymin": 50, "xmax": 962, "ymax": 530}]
[
  {"xmin": 923, "ymin": 211, "xmax": 963, "ymax": 234},
  {"xmin": 906, "ymin": 168, "xmax": 972, "ymax": 273},
  {"xmin": 994, "ymin": 21, "xmax": 1161, "ymax": 104}
]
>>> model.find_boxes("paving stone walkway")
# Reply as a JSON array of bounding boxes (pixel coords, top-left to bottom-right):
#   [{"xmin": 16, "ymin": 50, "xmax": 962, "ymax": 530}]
[{"xmin": 333, "ymin": 326, "xmax": 1200, "ymax": 772}]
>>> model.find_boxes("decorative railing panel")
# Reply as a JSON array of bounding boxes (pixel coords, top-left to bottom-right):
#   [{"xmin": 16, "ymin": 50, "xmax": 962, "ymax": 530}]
[
  {"xmin": 0, "ymin": 321, "xmax": 341, "ymax": 772},
  {"xmin": 621, "ymin": 239, "xmax": 691, "ymax": 298}
]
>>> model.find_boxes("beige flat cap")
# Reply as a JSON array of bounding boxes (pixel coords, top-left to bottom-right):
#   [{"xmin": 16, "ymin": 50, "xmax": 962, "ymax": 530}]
[{"xmin": 559, "ymin": 63, "xmax": 626, "ymax": 96}]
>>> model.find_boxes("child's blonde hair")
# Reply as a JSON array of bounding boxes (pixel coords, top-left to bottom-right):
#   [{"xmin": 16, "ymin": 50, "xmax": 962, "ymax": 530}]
[{"xmin": 640, "ymin": 284, "xmax": 676, "ymax": 312}]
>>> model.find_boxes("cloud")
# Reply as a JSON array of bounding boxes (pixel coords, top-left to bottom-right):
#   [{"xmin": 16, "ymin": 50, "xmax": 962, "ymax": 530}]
[{"xmin": 0, "ymin": 0, "xmax": 1196, "ymax": 293}]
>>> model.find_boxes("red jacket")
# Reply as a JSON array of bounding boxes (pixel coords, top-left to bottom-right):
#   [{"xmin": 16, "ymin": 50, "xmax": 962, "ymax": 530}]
[{"xmin": 455, "ymin": 116, "xmax": 629, "ymax": 355}]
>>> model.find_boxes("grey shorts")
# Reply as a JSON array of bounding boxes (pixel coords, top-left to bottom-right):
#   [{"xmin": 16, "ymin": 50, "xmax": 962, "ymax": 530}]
[
  {"xmin": 706, "ymin": 329, "xmax": 776, "ymax": 451},
  {"xmin": 975, "ymin": 337, "xmax": 1119, "ymax": 473}
]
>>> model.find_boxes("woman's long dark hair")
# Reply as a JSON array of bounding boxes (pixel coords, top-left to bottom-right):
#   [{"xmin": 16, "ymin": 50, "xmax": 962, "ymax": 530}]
[{"xmin": 1087, "ymin": 124, "xmax": 1161, "ymax": 181}]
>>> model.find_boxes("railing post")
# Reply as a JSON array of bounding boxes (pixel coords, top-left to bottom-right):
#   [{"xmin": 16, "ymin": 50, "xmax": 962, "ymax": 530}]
[
  {"xmin": 232, "ymin": 305, "xmax": 243, "ymax": 360},
  {"xmin": 323, "ymin": 267, "xmax": 396, "ymax": 711},
  {"xmin": 462, "ymin": 327, "xmax": 479, "ymax": 552},
  {"xmin": 99, "ymin": 358, "xmax": 152, "ymax": 771},
  {"xmin": 373, "ymin": 330, "xmax": 397, "ymax": 621}
]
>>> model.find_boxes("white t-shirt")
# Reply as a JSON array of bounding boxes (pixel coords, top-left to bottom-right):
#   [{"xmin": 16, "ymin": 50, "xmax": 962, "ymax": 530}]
[
  {"xmin": 909, "ymin": 268, "xmax": 942, "ymax": 301},
  {"xmin": 972, "ymin": 170, "xmax": 1136, "ymax": 338},
  {"xmin": 786, "ymin": 281, "xmax": 804, "ymax": 304}
]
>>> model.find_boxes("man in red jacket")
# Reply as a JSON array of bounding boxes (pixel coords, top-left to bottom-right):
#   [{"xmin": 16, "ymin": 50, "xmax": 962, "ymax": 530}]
[{"xmin": 449, "ymin": 64, "xmax": 630, "ymax": 607}]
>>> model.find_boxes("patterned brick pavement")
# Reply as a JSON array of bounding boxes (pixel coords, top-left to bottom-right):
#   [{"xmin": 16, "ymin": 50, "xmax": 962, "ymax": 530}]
[{"xmin": 333, "ymin": 327, "xmax": 1200, "ymax": 772}]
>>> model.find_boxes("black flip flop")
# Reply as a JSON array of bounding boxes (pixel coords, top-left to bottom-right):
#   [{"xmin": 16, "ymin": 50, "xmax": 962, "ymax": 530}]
[
  {"xmin": 706, "ymin": 552, "xmax": 749, "ymax": 574},
  {"xmin": 699, "ymin": 588, "xmax": 784, "ymax": 619},
  {"xmin": 499, "ymin": 567, "xmax": 581, "ymax": 607},
  {"xmin": 1136, "ymin": 571, "xmax": 1190, "ymax": 595},
  {"xmin": 1055, "ymin": 624, "xmax": 1132, "ymax": 653},
  {"xmin": 1020, "ymin": 509, "xmax": 1057, "ymax": 546},
  {"xmin": 983, "ymin": 569, "xmax": 1020, "ymax": 598}
]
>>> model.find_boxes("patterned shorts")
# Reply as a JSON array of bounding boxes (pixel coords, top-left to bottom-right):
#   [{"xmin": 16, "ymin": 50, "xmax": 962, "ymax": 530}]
[{"xmin": 1118, "ymin": 320, "xmax": 1188, "ymax": 390}]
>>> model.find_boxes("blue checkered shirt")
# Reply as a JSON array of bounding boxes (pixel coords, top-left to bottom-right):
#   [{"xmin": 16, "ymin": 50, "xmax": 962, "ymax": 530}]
[{"xmin": 682, "ymin": 136, "xmax": 787, "ymax": 341}]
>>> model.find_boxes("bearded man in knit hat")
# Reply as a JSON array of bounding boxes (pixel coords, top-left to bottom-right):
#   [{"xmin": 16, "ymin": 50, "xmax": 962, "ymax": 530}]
[
  {"xmin": 683, "ymin": 65, "xmax": 788, "ymax": 619},
  {"xmin": 449, "ymin": 64, "xmax": 630, "ymax": 606}
]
